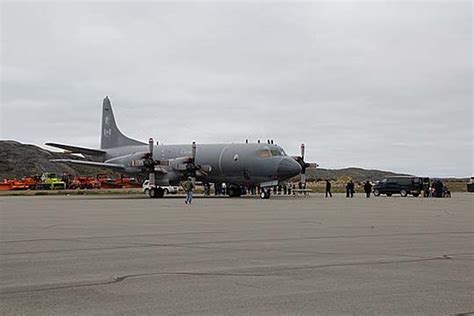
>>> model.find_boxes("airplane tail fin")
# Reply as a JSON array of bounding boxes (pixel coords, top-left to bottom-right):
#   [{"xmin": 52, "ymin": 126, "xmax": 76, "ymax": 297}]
[{"xmin": 100, "ymin": 96, "xmax": 146, "ymax": 149}]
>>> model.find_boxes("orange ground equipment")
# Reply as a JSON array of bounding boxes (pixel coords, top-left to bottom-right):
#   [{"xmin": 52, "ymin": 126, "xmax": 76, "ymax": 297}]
[
  {"xmin": 96, "ymin": 174, "xmax": 142, "ymax": 189},
  {"xmin": 0, "ymin": 179, "xmax": 12, "ymax": 191},
  {"xmin": 69, "ymin": 176, "xmax": 101, "ymax": 189},
  {"xmin": 0, "ymin": 177, "xmax": 40, "ymax": 191},
  {"xmin": 117, "ymin": 176, "xmax": 142, "ymax": 188}
]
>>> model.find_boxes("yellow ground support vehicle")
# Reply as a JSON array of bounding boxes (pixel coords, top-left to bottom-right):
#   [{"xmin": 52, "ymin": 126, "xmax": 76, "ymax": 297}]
[{"xmin": 35, "ymin": 173, "xmax": 66, "ymax": 190}]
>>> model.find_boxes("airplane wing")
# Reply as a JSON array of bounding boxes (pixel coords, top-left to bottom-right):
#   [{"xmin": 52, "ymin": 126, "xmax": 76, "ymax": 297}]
[
  {"xmin": 45, "ymin": 143, "xmax": 106, "ymax": 156},
  {"xmin": 50, "ymin": 159, "xmax": 125, "ymax": 171}
]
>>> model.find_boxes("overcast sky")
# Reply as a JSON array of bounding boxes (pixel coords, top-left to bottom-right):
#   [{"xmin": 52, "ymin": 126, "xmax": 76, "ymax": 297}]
[{"xmin": 1, "ymin": 1, "xmax": 472, "ymax": 177}]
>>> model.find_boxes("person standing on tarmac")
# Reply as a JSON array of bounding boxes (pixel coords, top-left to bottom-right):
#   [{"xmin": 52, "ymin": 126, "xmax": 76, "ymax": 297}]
[
  {"xmin": 346, "ymin": 180, "xmax": 355, "ymax": 198},
  {"xmin": 364, "ymin": 181, "xmax": 372, "ymax": 198},
  {"xmin": 182, "ymin": 177, "xmax": 195, "ymax": 204},
  {"xmin": 325, "ymin": 180, "xmax": 332, "ymax": 197}
]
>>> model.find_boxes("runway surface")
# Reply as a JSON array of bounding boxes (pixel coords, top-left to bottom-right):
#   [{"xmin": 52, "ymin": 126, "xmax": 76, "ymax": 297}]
[{"xmin": 1, "ymin": 193, "xmax": 473, "ymax": 315}]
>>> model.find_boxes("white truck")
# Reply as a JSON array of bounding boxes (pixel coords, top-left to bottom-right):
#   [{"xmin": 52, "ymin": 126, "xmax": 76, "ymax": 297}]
[{"xmin": 142, "ymin": 180, "xmax": 180, "ymax": 195}]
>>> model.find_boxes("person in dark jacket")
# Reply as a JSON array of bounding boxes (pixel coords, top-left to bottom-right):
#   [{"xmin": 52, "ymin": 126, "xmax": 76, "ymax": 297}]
[
  {"xmin": 363, "ymin": 181, "xmax": 372, "ymax": 198},
  {"xmin": 434, "ymin": 180, "xmax": 444, "ymax": 198},
  {"xmin": 325, "ymin": 180, "xmax": 332, "ymax": 197},
  {"xmin": 181, "ymin": 177, "xmax": 195, "ymax": 204},
  {"xmin": 346, "ymin": 180, "xmax": 355, "ymax": 198}
]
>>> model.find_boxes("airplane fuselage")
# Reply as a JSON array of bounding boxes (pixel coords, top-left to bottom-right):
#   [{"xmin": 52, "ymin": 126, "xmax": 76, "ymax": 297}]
[{"xmin": 104, "ymin": 142, "xmax": 301, "ymax": 186}]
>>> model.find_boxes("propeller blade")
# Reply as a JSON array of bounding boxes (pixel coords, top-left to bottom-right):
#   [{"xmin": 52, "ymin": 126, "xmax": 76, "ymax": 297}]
[
  {"xmin": 149, "ymin": 172, "xmax": 155, "ymax": 186},
  {"xmin": 191, "ymin": 142, "xmax": 197, "ymax": 162},
  {"xmin": 148, "ymin": 138, "xmax": 154, "ymax": 160},
  {"xmin": 199, "ymin": 165, "xmax": 212, "ymax": 173},
  {"xmin": 300, "ymin": 143, "xmax": 305, "ymax": 161},
  {"xmin": 197, "ymin": 165, "xmax": 212, "ymax": 176}
]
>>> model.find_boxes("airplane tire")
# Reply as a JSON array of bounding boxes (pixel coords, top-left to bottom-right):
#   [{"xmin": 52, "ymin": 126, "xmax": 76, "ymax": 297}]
[
  {"xmin": 149, "ymin": 188, "xmax": 156, "ymax": 198},
  {"xmin": 373, "ymin": 189, "xmax": 380, "ymax": 197},
  {"xmin": 227, "ymin": 185, "xmax": 241, "ymax": 197},
  {"xmin": 400, "ymin": 189, "xmax": 408, "ymax": 197},
  {"xmin": 144, "ymin": 188, "xmax": 150, "ymax": 196}
]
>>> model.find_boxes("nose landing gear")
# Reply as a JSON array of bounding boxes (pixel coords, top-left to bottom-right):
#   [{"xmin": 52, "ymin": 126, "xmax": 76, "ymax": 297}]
[{"xmin": 260, "ymin": 189, "xmax": 271, "ymax": 199}]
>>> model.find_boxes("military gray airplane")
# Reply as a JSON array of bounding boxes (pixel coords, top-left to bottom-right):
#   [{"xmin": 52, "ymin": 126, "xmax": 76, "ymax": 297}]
[{"xmin": 48, "ymin": 97, "xmax": 316, "ymax": 198}]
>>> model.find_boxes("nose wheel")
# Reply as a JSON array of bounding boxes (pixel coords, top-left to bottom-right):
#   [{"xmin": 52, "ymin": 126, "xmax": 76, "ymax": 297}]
[{"xmin": 260, "ymin": 189, "xmax": 271, "ymax": 199}]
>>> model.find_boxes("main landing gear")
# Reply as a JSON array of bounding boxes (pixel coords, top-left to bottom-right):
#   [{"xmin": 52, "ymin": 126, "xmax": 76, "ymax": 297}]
[{"xmin": 227, "ymin": 184, "xmax": 241, "ymax": 197}]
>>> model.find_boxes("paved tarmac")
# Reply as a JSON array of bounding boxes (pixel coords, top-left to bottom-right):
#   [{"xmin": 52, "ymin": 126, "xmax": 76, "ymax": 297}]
[{"xmin": 1, "ymin": 193, "xmax": 473, "ymax": 315}]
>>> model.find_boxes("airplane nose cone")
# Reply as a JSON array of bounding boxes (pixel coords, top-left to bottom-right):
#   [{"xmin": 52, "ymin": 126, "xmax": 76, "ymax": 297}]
[{"xmin": 277, "ymin": 158, "xmax": 302, "ymax": 178}]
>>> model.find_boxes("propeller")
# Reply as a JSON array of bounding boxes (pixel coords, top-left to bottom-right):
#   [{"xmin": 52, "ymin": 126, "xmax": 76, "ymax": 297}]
[
  {"xmin": 293, "ymin": 143, "xmax": 318, "ymax": 188},
  {"xmin": 137, "ymin": 139, "xmax": 211, "ymax": 180},
  {"xmin": 185, "ymin": 141, "xmax": 211, "ymax": 177}
]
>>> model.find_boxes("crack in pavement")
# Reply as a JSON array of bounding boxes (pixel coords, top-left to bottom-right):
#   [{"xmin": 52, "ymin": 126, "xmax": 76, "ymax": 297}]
[
  {"xmin": 2, "ymin": 231, "xmax": 472, "ymax": 256},
  {"xmin": 0, "ymin": 230, "xmax": 242, "ymax": 244},
  {"xmin": 0, "ymin": 255, "xmax": 455, "ymax": 295},
  {"xmin": 167, "ymin": 243, "xmax": 426, "ymax": 259}
]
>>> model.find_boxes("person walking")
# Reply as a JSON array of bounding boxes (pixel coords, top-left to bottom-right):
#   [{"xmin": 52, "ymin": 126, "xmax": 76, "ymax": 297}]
[
  {"xmin": 182, "ymin": 177, "xmax": 195, "ymax": 204},
  {"xmin": 363, "ymin": 181, "xmax": 372, "ymax": 198},
  {"xmin": 325, "ymin": 180, "xmax": 332, "ymax": 197},
  {"xmin": 203, "ymin": 183, "xmax": 210, "ymax": 196},
  {"xmin": 346, "ymin": 180, "xmax": 355, "ymax": 198}
]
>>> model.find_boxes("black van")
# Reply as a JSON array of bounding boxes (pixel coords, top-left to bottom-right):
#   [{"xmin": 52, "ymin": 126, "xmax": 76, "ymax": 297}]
[{"xmin": 373, "ymin": 177, "xmax": 430, "ymax": 197}]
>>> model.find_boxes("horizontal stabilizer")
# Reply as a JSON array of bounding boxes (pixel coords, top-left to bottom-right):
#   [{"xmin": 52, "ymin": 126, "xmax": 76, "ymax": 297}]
[
  {"xmin": 50, "ymin": 159, "xmax": 125, "ymax": 171},
  {"xmin": 46, "ymin": 143, "xmax": 106, "ymax": 156}
]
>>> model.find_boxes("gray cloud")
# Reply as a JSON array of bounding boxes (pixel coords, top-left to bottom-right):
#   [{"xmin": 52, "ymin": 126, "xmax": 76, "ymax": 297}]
[{"xmin": 1, "ymin": 1, "xmax": 472, "ymax": 177}]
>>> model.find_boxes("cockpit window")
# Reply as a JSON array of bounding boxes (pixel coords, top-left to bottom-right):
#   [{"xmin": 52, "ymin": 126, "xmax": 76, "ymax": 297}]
[
  {"xmin": 258, "ymin": 149, "xmax": 272, "ymax": 158},
  {"xmin": 258, "ymin": 147, "xmax": 286, "ymax": 158}
]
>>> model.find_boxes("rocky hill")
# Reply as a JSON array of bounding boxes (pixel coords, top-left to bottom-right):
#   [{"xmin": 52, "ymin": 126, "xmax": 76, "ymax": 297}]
[
  {"xmin": 304, "ymin": 167, "xmax": 412, "ymax": 183},
  {"xmin": 0, "ymin": 140, "xmax": 116, "ymax": 179},
  {"xmin": 0, "ymin": 140, "xmax": 415, "ymax": 182}
]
